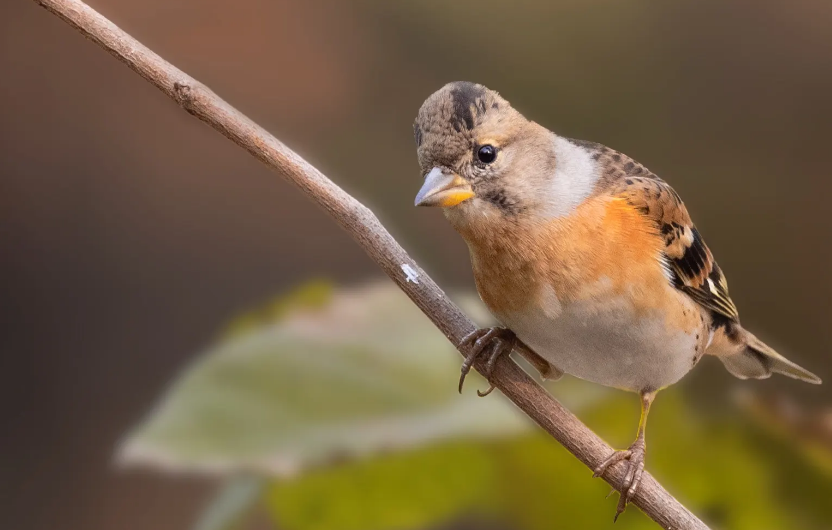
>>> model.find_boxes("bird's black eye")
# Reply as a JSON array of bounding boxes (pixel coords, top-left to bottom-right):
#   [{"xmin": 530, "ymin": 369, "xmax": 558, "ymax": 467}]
[{"xmin": 477, "ymin": 145, "xmax": 497, "ymax": 164}]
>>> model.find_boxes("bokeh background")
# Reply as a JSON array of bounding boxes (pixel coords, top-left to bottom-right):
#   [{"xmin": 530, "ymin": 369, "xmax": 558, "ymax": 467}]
[{"xmin": 2, "ymin": 0, "xmax": 831, "ymax": 529}]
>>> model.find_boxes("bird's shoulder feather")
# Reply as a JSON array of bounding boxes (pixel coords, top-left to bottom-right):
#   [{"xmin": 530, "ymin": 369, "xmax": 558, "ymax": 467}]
[{"xmin": 571, "ymin": 139, "xmax": 740, "ymax": 323}]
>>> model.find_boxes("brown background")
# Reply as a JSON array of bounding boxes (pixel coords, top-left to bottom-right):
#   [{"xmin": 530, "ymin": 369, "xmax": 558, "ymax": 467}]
[{"xmin": 2, "ymin": 0, "xmax": 831, "ymax": 529}]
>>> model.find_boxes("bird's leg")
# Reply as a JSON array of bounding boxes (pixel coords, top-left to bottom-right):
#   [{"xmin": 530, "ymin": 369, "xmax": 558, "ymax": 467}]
[
  {"xmin": 593, "ymin": 390, "xmax": 656, "ymax": 521},
  {"xmin": 457, "ymin": 327, "xmax": 517, "ymax": 395}
]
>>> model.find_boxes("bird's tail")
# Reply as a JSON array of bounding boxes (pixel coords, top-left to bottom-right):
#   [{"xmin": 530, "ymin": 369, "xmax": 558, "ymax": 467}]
[{"xmin": 719, "ymin": 328, "xmax": 821, "ymax": 384}]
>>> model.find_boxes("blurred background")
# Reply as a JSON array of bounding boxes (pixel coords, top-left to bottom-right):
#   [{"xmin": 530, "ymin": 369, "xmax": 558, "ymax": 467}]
[{"xmin": 2, "ymin": 0, "xmax": 831, "ymax": 529}]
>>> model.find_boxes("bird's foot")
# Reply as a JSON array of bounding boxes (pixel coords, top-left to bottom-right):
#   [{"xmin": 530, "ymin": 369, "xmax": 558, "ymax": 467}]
[
  {"xmin": 593, "ymin": 437, "xmax": 646, "ymax": 522},
  {"xmin": 457, "ymin": 327, "xmax": 516, "ymax": 396}
]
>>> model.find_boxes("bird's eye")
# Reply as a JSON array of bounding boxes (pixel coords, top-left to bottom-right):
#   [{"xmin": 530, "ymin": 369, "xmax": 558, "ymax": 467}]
[{"xmin": 477, "ymin": 145, "xmax": 497, "ymax": 164}]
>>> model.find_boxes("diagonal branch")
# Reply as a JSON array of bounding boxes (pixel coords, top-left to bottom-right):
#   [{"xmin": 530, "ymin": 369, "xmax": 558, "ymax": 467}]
[{"xmin": 31, "ymin": 0, "xmax": 709, "ymax": 527}]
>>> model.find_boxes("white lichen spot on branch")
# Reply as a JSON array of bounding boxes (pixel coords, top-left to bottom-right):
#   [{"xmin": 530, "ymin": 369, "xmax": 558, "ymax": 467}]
[{"xmin": 401, "ymin": 264, "xmax": 420, "ymax": 284}]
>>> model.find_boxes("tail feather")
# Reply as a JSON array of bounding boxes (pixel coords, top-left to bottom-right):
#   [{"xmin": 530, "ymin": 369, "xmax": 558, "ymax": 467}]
[{"xmin": 719, "ymin": 330, "xmax": 821, "ymax": 384}]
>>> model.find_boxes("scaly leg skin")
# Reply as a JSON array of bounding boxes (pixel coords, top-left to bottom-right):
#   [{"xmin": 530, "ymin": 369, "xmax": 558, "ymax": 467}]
[
  {"xmin": 593, "ymin": 391, "xmax": 656, "ymax": 521},
  {"xmin": 457, "ymin": 327, "xmax": 517, "ymax": 396}
]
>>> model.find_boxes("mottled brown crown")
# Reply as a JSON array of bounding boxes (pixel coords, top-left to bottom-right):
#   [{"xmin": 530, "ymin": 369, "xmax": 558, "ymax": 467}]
[{"xmin": 413, "ymin": 81, "xmax": 524, "ymax": 174}]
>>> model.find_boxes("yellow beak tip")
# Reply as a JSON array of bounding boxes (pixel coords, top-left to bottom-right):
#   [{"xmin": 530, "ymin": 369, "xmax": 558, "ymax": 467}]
[{"xmin": 437, "ymin": 190, "xmax": 475, "ymax": 207}]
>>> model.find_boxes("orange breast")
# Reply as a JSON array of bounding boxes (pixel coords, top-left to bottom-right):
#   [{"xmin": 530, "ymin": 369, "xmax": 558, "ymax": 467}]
[{"xmin": 468, "ymin": 196, "xmax": 693, "ymax": 330}]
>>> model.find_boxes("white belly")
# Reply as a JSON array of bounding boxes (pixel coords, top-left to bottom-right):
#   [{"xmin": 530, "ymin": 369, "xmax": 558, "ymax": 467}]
[{"xmin": 497, "ymin": 290, "xmax": 699, "ymax": 392}]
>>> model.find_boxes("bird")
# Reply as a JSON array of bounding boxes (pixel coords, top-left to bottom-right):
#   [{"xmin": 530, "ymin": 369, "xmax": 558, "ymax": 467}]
[{"xmin": 412, "ymin": 81, "xmax": 821, "ymax": 519}]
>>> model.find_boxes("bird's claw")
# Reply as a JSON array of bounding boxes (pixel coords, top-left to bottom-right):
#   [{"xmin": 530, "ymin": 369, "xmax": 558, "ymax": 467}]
[
  {"xmin": 458, "ymin": 327, "xmax": 516, "ymax": 395},
  {"xmin": 593, "ymin": 438, "xmax": 646, "ymax": 522},
  {"xmin": 592, "ymin": 449, "xmax": 632, "ymax": 478},
  {"xmin": 476, "ymin": 384, "xmax": 496, "ymax": 397}
]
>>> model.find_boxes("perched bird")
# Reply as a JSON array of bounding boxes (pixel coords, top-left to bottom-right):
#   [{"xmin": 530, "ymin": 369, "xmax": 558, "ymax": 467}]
[{"xmin": 413, "ymin": 81, "xmax": 821, "ymax": 518}]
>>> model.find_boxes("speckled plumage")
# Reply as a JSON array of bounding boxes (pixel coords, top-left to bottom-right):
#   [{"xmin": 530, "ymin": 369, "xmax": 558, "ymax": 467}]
[
  {"xmin": 413, "ymin": 81, "xmax": 819, "ymax": 389},
  {"xmin": 413, "ymin": 81, "xmax": 820, "ymax": 517}
]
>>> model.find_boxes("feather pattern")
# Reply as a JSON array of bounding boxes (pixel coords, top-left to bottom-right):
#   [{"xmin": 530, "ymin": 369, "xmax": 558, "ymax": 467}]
[
  {"xmin": 577, "ymin": 139, "xmax": 740, "ymax": 323},
  {"xmin": 412, "ymin": 82, "xmax": 820, "ymax": 389}
]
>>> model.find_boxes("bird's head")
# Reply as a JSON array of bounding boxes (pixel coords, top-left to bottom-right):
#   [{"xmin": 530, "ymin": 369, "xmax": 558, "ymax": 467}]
[{"xmin": 413, "ymin": 81, "xmax": 562, "ymax": 236}]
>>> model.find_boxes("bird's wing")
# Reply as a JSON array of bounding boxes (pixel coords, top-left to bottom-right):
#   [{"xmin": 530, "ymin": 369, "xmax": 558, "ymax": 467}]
[{"xmin": 609, "ymin": 174, "xmax": 739, "ymax": 322}]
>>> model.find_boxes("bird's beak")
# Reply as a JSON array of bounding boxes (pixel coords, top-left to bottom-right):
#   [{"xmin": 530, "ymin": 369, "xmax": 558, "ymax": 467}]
[{"xmin": 414, "ymin": 167, "xmax": 475, "ymax": 207}]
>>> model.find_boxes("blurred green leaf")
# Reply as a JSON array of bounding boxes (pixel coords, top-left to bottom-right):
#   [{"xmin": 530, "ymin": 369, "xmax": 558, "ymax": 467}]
[
  {"xmin": 263, "ymin": 388, "xmax": 832, "ymax": 530},
  {"xmin": 264, "ymin": 441, "xmax": 499, "ymax": 530},
  {"xmin": 119, "ymin": 280, "xmax": 832, "ymax": 530},
  {"xmin": 118, "ymin": 281, "xmax": 527, "ymax": 475}
]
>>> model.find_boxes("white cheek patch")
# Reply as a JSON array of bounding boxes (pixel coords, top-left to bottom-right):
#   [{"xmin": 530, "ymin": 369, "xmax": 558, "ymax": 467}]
[{"xmin": 544, "ymin": 136, "xmax": 600, "ymax": 218}]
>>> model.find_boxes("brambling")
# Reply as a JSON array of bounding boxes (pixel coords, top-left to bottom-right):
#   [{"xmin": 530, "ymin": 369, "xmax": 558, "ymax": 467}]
[{"xmin": 413, "ymin": 81, "xmax": 821, "ymax": 518}]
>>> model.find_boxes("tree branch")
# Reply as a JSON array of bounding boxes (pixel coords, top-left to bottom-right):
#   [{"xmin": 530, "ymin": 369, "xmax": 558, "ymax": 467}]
[{"xmin": 31, "ymin": 0, "xmax": 708, "ymax": 527}]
